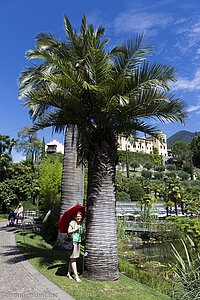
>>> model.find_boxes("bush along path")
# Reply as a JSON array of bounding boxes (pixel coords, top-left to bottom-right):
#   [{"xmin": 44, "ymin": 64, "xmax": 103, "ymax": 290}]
[{"xmin": 0, "ymin": 220, "xmax": 73, "ymax": 300}]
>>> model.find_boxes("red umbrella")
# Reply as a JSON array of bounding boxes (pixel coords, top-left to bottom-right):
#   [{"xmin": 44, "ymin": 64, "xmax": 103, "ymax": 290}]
[{"xmin": 58, "ymin": 205, "xmax": 85, "ymax": 233}]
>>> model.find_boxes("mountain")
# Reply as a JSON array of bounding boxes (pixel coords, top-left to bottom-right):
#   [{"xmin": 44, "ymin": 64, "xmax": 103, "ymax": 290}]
[{"xmin": 167, "ymin": 130, "xmax": 200, "ymax": 148}]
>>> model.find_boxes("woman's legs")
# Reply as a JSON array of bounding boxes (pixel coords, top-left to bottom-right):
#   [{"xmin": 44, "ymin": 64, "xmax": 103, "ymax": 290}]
[
  {"xmin": 67, "ymin": 259, "xmax": 73, "ymax": 279},
  {"xmin": 67, "ymin": 258, "xmax": 81, "ymax": 281}
]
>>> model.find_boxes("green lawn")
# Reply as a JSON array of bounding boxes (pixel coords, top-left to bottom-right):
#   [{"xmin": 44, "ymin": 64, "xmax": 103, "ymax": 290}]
[
  {"xmin": 0, "ymin": 213, "xmax": 7, "ymax": 220},
  {"xmin": 15, "ymin": 230, "xmax": 170, "ymax": 300}
]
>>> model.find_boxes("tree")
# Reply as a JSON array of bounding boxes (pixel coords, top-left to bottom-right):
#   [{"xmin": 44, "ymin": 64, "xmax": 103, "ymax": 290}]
[
  {"xmin": 128, "ymin": 182, "xmax": 145, "ymax": 201},
  {"xmin": 143, "ymin": 161, "xmax": 154, "ymax": 170},
  {"xmin": 171, "ymin": 141, "xmax": 190, "ymax": 169},
  {"xmin": 18, "ymin": 15, "xmax": 187, "ymax": 281},
  {"xmin": 0, "ymin": 135, "xmax": 17, "ymax": 182},
  {"xmin": 16, "ymin": 126, "xmax": 41, "ymax": 167},
  {"xmin": 130, "ymin": 160, "xmax": 140, "ymax": 171},
  {"xmin": 41, "ymin": 137, "xmax": 46, "ymax": 161},
  {"xmin": 39, "ymin": 156, "xmax": 62, "ymax": 210},
  {"xmin": 190, "ymin": 135, "xmax": 200, "ymax": 168}
]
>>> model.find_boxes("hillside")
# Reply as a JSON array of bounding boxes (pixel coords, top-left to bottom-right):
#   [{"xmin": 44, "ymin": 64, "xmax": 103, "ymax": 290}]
[{"xmin": 167, "ymin": 130, "xmax": 200, "ymax": 148}]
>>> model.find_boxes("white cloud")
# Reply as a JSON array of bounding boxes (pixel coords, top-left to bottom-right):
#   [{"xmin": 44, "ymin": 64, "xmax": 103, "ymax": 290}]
[
  {"xmin": 187, "ymin": 105, "xmax": 200, "ymax": 113},
  {"xmin": 172, "ymin": 69, "xmax": 200, "ymax": 91},
  {"xmin": 174, "ymin": 17, "xmax": 200, "ymax": 52},
  {"xmin": 114, "ymin": 10, "xmax": 171, "ymax": 34}
]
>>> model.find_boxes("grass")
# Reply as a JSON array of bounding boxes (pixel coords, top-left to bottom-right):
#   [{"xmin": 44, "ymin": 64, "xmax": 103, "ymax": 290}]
[
  {"xmin": 15, "ymin": 230, "xmax": 170, "ymax": 300},
  {"xmin": 0, "ymin": 213, "xmax": 7, "ymax": 220}
]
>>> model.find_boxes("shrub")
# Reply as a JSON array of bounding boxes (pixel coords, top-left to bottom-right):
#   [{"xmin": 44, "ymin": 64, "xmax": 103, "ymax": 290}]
[
  {"xmin": 128, "ymin": 183, "xmax": 145, "ymax": 201},
  {"xmin": 155, "ymin": 164, "xmax": 165, "ymax": 172},
  {"xmin": 141, "ymin": 169, "xmax": 152, "ymax": 179},
  {"xmin": 143, "ymin": 161, "xmax": 154, "ymax": 170},
  {"xmin": 178, "ymin": 171, "xmax": 189, "ymax": 180},
  {"xmin": 130, "ymin": 160, "xmax": 140, "ymax": 171},
  {"xmin": 116, "ymin": 191, "xmax": 131, "ymax": 202},
  {"xmin": 154, "ymin": 171, "xmax": 164, "ymax": 180},
  {"xmin": 166, "ymin": 171, "xmax": 176, "ymax": 178},
  {"xmin": 166, "ymin": 164, "xmax": 176, "ymax": 171}
]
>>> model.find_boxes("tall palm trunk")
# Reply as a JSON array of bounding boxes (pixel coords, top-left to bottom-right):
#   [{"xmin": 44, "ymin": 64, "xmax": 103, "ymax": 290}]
[
  {"xmin": 83, "ymin": 131, "xmax": 119, "ymax": 281},
  {"xmin": 60, "ymin": 124, "xmax": 84, "ymax": 217},
  {"xmin": 54, "ymin": 125, "xmax": 84, "ymax": 249}
]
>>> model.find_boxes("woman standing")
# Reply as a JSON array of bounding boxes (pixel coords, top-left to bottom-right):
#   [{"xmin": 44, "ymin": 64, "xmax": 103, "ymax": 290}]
[
  {"xmin": 15, "ymin": 203, "xmax": 23, "ymax": 224},
  {"xmin": 67, "ymin": 211, "xmax": 84, "ymax": 282}
]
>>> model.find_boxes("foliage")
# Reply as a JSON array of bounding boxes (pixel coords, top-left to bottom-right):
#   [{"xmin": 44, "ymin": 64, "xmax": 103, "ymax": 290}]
[
  {"xmin": 118, "ymin": 151, "xmax": 154, "ymax": 166},
  {"xmin": 167, "ymin": 216, "xmax": 200, "ymax": 247},
  {"xmin": 166, "ymin": 164, "xmax": 176, "ymax": 171},
  {"xmin": 171, "ymin": 141, "xmax": 190, "ymax": 170},
  {"xmin": 155, "ymin": 164, "xmax": 165, "ymax": 172},
  {"xmin": 118, "ymin": 257, "xmax": 172, "ymax": 297},
  {"xmin": 41, "ymin": 137, "xmax": 46, "ymax": 161},
  {"xmin": 166, "ymin": 171, "xmax": 176, "ymax": 178},
  {"xmin": 0, "ymin": 162, "xmax": 39, "ymax": 211},
  {"xmin": 130, "ymin": 160, "xmax": 140, "ymax": 171},
  {"xmin": 116, "ymin": 217, "xmax": 132, "ymax": 242},
  {"xmin": 171, "ymin": 235, "xmax": 200, "ymax": 299},
  {"xmin": 152, "ymin": 154, "xmax": 162, "ymax": 165},
  {"xmin": 141, "ymin": 169, "xmax": 152, "ymax": 179},
  {"xmin": 0, "ymin": 134, "xmax": 17, "ymax": 157},
  {"xmin": 154, "ymin": 171, "xmax": 164, "ymax": 180},
  {"xmin": 178, "ymin": 171, "xmax": 189, "ymax": 180},
  {"xmin": 116, "ymin": 191, "xmax": 131, "ymax": 202},
  {"xmin": 16, "ymin": 126, "xmax": 41, "ymax": 166},
  {"xmin": 128, "ymin": 182, "xmax": 145, "ymax": 201},
  {"xmin": 143, "ymin": 161, "xmax": 154, "ymax": 170},
  {"xmin": 190, "ymin": 134, "xmax": 200, "ymax": 168},
  {"xmin": 39, "ymin": 156, "xmax": 62, "ymax": 211}
]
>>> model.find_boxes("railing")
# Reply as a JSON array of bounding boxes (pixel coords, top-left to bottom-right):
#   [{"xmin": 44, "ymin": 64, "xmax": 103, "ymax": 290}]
[{"xmin": 125, "ymin": 221, "xmax": 174, "ymax": 233}]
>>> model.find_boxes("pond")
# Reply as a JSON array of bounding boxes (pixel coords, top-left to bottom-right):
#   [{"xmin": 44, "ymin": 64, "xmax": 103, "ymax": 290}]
[{"xmin": 130, "ymin": 239, "xmax": 194, "ymax": 264}]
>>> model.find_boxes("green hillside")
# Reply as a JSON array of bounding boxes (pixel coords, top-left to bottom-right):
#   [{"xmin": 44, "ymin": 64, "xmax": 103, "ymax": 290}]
[{"xmin": 167, "ymin": 130, "xmax": 200, "ymax": 148}]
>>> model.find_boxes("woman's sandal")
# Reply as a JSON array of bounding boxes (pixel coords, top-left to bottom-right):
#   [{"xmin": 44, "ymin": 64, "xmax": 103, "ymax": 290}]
[
  {"xmin": 67, "ymin": 274, "xmax": 73, "ymax": 279},
  {"xmin": 75, "ymin": 277, "xmax": 82, "ymax": 282}
]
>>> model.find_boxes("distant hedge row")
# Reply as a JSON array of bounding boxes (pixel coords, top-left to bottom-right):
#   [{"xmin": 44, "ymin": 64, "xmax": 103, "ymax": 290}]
[{"xmin": 117, "ymin": 150, "xmax": 154, "ymax": 165}]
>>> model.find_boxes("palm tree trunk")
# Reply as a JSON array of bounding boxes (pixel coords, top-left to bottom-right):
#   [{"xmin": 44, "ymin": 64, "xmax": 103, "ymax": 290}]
[
  {"xmin": 60, "ymin": 124, "xmax": 84, "ymax": 217},
  {"xmin": 83, "ymin": 133, "xmax": 119, "ymax": 281},
  {"xmin": 54, "ymin": 125, "xmax": 84, "ymax": 250}
]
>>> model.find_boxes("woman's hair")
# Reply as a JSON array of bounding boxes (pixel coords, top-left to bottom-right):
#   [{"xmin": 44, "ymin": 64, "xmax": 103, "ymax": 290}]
[{"xmin": 18, "ymin": 203, "xmax": 22, "ymax": 207}]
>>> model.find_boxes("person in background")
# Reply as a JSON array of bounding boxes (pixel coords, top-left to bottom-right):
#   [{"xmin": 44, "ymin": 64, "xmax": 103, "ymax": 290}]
[
  {"xmin": 15, "ymin": 203, "xmax": 23, "ymax": 224},
  {"xmin": 67, "ymin": 211, "xmax": 84, "ymax": 282}
]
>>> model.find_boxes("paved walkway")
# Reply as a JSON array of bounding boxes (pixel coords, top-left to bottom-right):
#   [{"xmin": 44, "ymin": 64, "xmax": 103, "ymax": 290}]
[{"xmin": 0, "ymin": 220, "xmax": 74, "ymax": 300}]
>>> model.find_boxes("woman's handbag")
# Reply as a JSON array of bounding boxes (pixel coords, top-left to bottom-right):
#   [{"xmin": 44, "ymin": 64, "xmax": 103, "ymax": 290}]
[
  {"xmin": 63, "ymin": 234, "xmax": 74, "ymax": 251},
  {"xmin": 53, "ymin": 233, "xmax": 74, "ymax": 251}
]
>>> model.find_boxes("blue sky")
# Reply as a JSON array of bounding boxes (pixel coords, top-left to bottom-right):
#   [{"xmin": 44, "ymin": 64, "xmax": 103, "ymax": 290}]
[{"xmin": 1, "ymin": 0, "xmax": 200, "ymax": 161}]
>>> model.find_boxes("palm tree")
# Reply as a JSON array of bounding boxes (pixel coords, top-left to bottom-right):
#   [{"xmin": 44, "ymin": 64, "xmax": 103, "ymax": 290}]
[{"xmin": 18, "ymin": 15, "xmax": 187, "ymax": 281}]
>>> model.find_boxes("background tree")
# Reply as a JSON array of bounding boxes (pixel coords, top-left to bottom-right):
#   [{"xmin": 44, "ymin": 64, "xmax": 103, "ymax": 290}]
[
  {"xmin": 0, "ymin": 135, "xmax": 17, "ymax": 182},
  {"xmin": 190, "ymin": 134, "xmax": 200, "ymax": 168},
  {"xmin": 130, "ymin": 160, "xmax": 140, "ymax": 172},
  {"xmin": 41, "ymin": 137, "xmax": 46, "ymax": 161},
  {"xmin": 143, "ymin": 161, "xmax": 154, "ymax": 170},
  {"xmin": 16, "ymin": 126, "xmax": 41, "ymax": 167},
  {"xmin": 171, "ymin": 141, "xmax": 190, "ymax": 169}
]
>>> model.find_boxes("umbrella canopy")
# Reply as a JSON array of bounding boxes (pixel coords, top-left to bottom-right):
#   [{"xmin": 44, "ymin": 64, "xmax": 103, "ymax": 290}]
[{"xmin": 58, "ymin": 205, "xmax": 85, "ymax": 233}]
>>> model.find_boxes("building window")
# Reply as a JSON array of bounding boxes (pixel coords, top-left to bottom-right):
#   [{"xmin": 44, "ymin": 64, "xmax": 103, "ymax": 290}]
[
  {"xmin": 160, "ymin": 146, "xmax": 162, "ymax": 149},
  {"xmin": 128, "ymin": 145, "xmax": 130, "ymax": 148}
]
